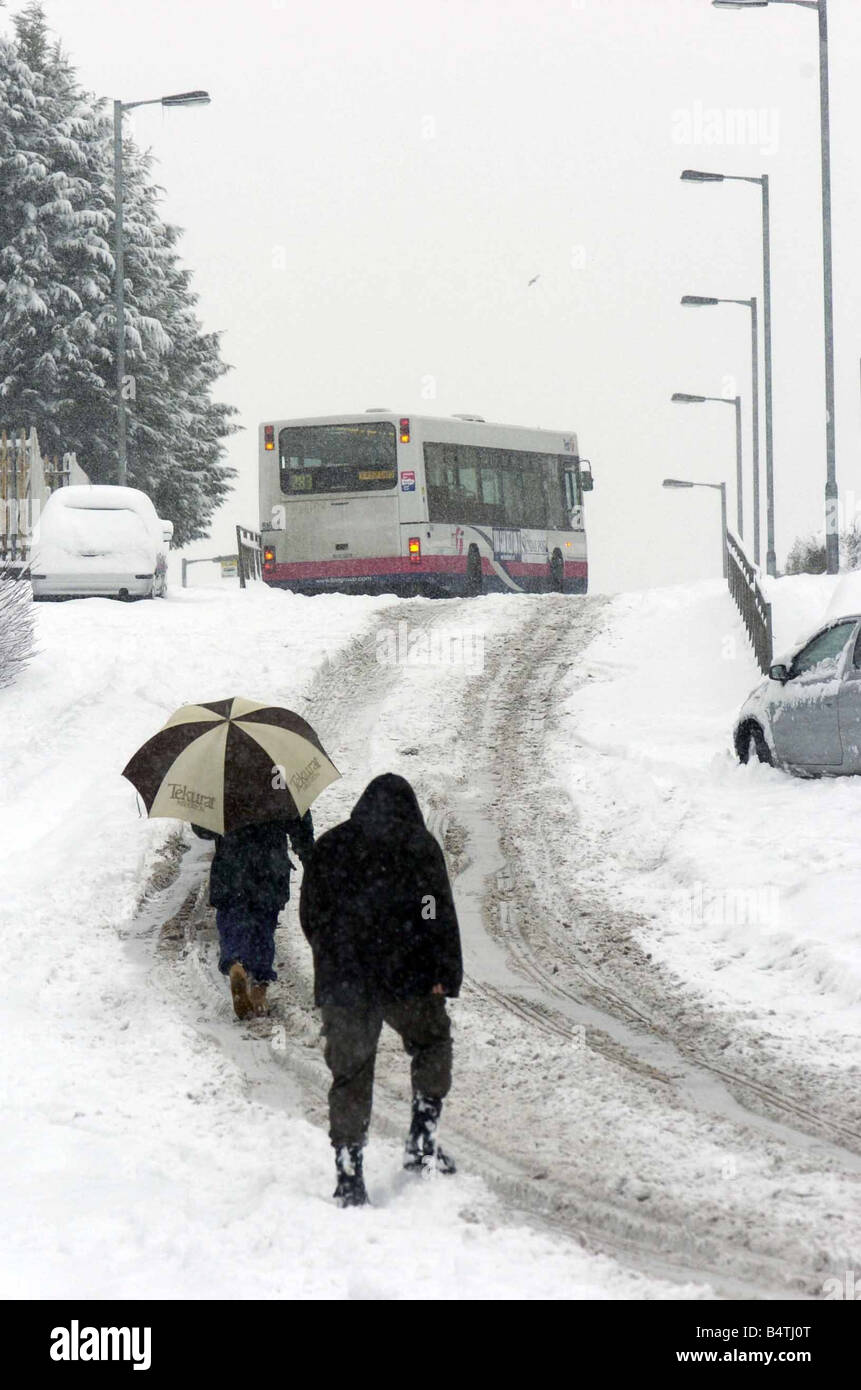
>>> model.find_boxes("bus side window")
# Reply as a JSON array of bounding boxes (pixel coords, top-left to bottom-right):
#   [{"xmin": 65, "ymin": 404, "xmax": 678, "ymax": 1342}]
[
  {"xmin": 454, "ymin": 445, "xmax": 481, "ymax": 523},
  {"xmin": 521, "ymin": 462, "xmax": 546, "ymax": 528},
  {"xmin": 425, "ymin": 442, "xmax": 451, "ymax": 521},
  {"xmin": 501, "ymin": 455, "xmax": 526, "ymax": 523},
  {"xmin": 425, "ymin": 440, "xmax": 562, "ymax": 529},
  {"xmin": 425, "ymin": 442, "xmax": 443, "ymax": 488},
  {"xmin": 564, "ymin": 468, "xmax": 578, "ymax": 511},
  {"xmin": 442, "ymin": 443, "xmax": 459, "ymax": 501},
  {"xmin": 543, "ymin": 454, "xmax": 568, "ymax": 529},
  {"xmin": 425, "ymin": 441, "xmax": 464, "ymax": 522},
  {"xmin": 478, "ymin": 449, "xmax": 505, "ymax": 523}
]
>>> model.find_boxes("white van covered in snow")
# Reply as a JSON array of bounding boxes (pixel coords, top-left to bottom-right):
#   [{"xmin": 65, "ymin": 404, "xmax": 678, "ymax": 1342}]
[{"xmin": 29, "ymin": 485, "xmax": 173, "ymax": 600}]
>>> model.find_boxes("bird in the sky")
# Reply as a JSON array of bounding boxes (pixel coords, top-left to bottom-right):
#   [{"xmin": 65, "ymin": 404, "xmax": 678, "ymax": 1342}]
[{"xmin": 527, "ymin": 274, "xmax": 541, "ymax": 287}]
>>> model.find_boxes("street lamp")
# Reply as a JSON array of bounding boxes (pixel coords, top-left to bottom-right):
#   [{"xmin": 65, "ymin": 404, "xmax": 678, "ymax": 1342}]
[
  {"xmin": 681, "ymin": 294, "xmax": 761, "ymax": 565},
  {"xmin": 712, "ymin": 0, "xmax": 838, "ymax": 573},
  {"xmin": 662, "ymin": 477, "xmax": 728, "ymax": 578},
  {"xmin": 681, "ymin": 168, "xmax": 775, "ymax": 577},
  {"xmin": 113, "ymin": 90, "xmax": 211, "ymax": 486},
  {"xmin": 671, "ymin": 391, "xmax": 743, "ymax": 538}
]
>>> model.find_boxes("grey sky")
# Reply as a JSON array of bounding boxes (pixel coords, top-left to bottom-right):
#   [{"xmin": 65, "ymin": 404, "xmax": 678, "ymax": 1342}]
[{"xmin": 35, "ymin": 0, "xmax": 861, "ymax": 591}]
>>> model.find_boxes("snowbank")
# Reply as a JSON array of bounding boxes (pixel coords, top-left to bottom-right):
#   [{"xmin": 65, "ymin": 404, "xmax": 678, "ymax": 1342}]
[
  {"xmin": 556, "ymin": 578, "xmax": 861, "ymax": 1072},
  {"xmin": 765, "ymin": 570, "xmax": 861, "ymax": 657}
]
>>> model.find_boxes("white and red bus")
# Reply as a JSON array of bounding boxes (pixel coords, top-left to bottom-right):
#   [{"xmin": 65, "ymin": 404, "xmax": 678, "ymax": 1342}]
[{"xmin": 259, "ymin": 411, "xmax": 593, "ymax": 596}]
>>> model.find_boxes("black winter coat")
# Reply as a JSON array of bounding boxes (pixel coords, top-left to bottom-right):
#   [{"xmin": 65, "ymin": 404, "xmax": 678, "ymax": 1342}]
[
  {"xmin": 299, "ymin": 774, "xmax": 463, "ymax": 1007},
  {"xmin": 192, "ymin": 811, "xmax": 314, "ymax": 913}
]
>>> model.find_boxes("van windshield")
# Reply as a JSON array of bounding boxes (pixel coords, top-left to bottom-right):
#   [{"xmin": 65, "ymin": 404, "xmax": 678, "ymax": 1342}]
[{"xmin": 279, "ymin": 422, "xmax": 397, "ymax": 495}]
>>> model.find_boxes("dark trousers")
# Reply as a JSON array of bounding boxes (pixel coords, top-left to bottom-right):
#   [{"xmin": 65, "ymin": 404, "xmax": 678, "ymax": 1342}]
[
  {"xmin": 321, "ymin": 996, "xmax": 453, "ymax": 1148},
  {"xmin": 215, "ymin": 905, "xmax": 280, "ymax": 983}
]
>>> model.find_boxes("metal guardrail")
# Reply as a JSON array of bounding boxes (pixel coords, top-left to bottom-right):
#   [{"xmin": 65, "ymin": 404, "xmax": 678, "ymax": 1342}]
[
  {"xmin": 180, "ymin": 529, "xmax": 261, "ymax": 589},
  {"xmin": 726, "ymin": 529, "xmax": 773, "ymax": 674},
  {"xmin": 235, "ymin": 526, "xmax": 262, "ymax": 589},
  {"xmin": 181, "ymin": 554, "xmax": 238, "ymax": 587}
]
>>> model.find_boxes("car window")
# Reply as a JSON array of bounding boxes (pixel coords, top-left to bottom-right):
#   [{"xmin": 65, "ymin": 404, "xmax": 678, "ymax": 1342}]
[
  {"xmin": 791, "ymin": 621, "xmax": 856, "ymax": 677},
  {"xmin": 852, "ymin": 629, "xmax": 861, "ymax": 669}
]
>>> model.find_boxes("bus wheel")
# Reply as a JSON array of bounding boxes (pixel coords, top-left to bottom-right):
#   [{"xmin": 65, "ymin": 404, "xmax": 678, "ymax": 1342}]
[
  {"xmin": 466, "ymin": 544, "xmax": 483, "ymax": 596},
  {"xmin": 549, "ymin": 549, "xmax": 564, "ymax": 593}
]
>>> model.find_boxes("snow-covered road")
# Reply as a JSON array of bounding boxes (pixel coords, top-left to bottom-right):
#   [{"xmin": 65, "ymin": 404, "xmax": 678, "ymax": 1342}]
[{"xmin": 2, "ymin": 580, "xmax": 859, "ymax": 1298}]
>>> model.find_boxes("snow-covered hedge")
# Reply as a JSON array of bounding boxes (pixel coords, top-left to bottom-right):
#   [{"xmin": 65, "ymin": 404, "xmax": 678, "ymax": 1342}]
[
  {"xmin": 0, "ymin": 568, "xmax": 35, "ymax": 690},
  {"xmin": 784, "ymin": 534, "xmax": 827, "ymax": 575},
  {"xmin": 784, "ymin": 527, "xmax": 861, "ymax": 576}
]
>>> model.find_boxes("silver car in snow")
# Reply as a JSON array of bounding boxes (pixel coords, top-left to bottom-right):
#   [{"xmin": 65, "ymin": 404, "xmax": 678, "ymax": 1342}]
[{"xmin": 734, "ymin": 614, "xmax": 861, "ymax": 774}]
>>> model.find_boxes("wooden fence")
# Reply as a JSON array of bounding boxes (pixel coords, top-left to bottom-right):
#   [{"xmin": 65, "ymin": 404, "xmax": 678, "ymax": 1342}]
[{"xmin": 0, "ymin": 428, "xmax": 87, "ymax": 568}]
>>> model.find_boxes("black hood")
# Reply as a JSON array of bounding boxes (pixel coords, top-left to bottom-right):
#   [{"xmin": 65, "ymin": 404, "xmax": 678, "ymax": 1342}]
[{"xmin": 350, "ymin": 773, "xmax": 426, "ymax": 843}]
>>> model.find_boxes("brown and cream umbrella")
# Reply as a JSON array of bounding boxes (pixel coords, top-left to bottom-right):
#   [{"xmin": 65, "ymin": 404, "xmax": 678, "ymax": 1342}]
[{"xmin": 122, "ymin": 697, "xmax": 340, "ymax": 835}]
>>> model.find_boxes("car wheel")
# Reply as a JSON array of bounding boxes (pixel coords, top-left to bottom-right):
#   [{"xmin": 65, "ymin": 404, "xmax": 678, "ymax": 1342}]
[
  {"xmin": 736, "ymin": 722, "xmax": 772, "ymax": 766},
  {"xmin": 465, "ymin": 544, "xmax": 483, "ymax": 597}
]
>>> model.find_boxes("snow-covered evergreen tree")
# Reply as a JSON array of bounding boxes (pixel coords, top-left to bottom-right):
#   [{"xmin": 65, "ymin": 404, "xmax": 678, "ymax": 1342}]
[
  {"xmin": 0, "ymin": 4, "xmax": 237, "ymax": 545},
  {"xmin": 12, "ymin": 1, "xmax": 48, "ymax": 70}
]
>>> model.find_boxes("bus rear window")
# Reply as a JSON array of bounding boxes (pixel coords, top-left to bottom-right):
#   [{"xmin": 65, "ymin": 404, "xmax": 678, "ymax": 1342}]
[{"xmin": 279, "ymin": 423, "xmax": 397, "ymax": 495}]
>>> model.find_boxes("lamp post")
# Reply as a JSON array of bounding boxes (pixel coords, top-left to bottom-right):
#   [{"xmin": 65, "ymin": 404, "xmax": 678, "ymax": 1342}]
[
  {"xmin": 663, "ymin": 477, "xmax": 728, "ymax": 578},
  {"xmin": 681, "ymin": 169, "xmax": 775, "ymax": 576},
  {"xmin": 671, "ymin": 391, "xmax": 743, "ymax": 538},
  {"xmin": 681, "ymin": 294, "xmax": 761, "ymax": 565},
  {"xmin": 113, "ymin": 89, "xmax": 211, "ymax": 486},
  {"xmin": 712, "ymin": 0, "xmax": 838, "ymax": 572}
]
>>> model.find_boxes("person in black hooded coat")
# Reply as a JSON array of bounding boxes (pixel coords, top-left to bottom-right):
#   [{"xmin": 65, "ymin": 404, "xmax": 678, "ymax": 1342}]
[{"xmin": 299, "ymin": 773, "xmax": 462, "ymax": 1207}]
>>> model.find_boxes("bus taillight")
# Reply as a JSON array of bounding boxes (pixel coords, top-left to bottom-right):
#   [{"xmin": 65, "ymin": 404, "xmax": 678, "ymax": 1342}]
[
  {"xmin": 264, "ymin": 425, "xmax": 275, "ymax": 451},
  {"xmin": 263, "ymin": 546, "xmax": 275, "ymax": 574},
  {"xmin": 400, "ymin": 417, "xmax": 410, "ymax": 444},
  {"xmin": 408, "ymin": 537, "xmax": 421, "ymax": 565}
]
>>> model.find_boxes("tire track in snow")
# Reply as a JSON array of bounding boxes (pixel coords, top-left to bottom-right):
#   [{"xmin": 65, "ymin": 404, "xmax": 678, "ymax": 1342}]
[
  {"xmin": 143, "ymin": 594, "xmax": 861, "ymax": 1297},
  {"xmin": 144, "ymin": 807, "xmax": 847, "ymax": 1298},
  {"xmin": 464, "ymin": 600, "xmax": 861, "ymax": 1156},
  {"xmin": 293, "ymin": 594, "xmax": 861, "ymax": 1293}
]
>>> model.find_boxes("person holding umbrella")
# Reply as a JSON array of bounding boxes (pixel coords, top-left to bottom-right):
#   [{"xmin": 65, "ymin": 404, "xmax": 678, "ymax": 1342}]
[
  {"xmin": 191, "ymin": 812, "xmax": 314, "ymax": 1019},
  {"xmin": 123, "ymin": 697, "xmax": 340, "ymax": 1019},
  {"xmin": 299, "ymin": 773, "xmax": 463, "ymax": 1208}
]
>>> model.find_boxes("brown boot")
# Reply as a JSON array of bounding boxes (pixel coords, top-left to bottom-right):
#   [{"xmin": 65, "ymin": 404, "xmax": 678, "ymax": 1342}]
[
  {"xmin": 229, "ymin": 962, "xmax": 253, "ymax": 1020},
  {"xmin": 249, "ymin": 981, "xmax": 270, "ymax": 1018}
]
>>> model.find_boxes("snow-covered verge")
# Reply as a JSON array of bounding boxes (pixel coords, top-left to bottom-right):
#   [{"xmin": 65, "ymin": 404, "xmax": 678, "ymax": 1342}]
[
  {"xmin": 556, "ymin": 578, "xmax": 861, "ymax": 1078},
  {"xmin": 0, "ymin": 587, "xmax": 707, "ymax": 1299}
]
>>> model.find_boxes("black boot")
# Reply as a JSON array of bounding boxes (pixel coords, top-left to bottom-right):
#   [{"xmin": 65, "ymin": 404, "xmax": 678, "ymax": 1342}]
[
  {"xmin": 404, "ymin": 1095, "xmax": 456, "ymax": 1175},
  {"xmin": 333, "ymin": 1145, "xmax": 368, "ymax": 1207}
]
